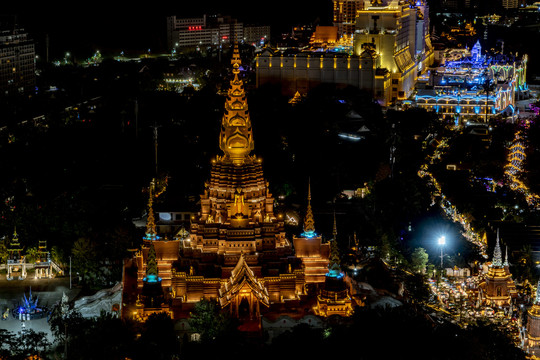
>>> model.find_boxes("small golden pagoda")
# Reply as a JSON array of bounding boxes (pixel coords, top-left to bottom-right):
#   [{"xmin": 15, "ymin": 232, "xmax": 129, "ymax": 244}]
[
  {"xmin": 293, "ymin": 181, "xmax": 330, "ymax": 287},
  {"xmin": 7, "ymin": 228, "xmax": 27, "ymax": 280},
  {"xmin": 478, "ymin": 230, "xmax": 517, "ymax": 307},
  {"xmin": 314, "ymin": 239, "xmax": 354, "ymax": 317}
]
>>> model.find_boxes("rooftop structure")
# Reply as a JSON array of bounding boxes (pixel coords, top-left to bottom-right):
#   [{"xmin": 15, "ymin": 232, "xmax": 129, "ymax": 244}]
[
  {"xmin": 256, "ymin": 0, "xmax": 433, "ymax": 105},
  {"xmin": 415, "ymin": 40, "xmax": 528, "ymax": 123}
]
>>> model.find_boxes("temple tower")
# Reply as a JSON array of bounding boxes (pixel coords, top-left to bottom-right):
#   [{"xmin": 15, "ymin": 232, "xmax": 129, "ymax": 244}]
[
  {"xmin": 7, "ymin": 228, "xmax": 26, "ymax": 280},
  {"xmin": 315, "ymin": 240, "xmax": 354, "ymax": 317},
  {"xmin": 479, "ymin": 230, "xmax": 516, "ymax": 307},
  {"xmin": 293, "ymin": 181, "xmax": 330, "ymax": 287},
  {"xmin": 180, "ymin": 43, "xmax": 304, "ymax": 305}
]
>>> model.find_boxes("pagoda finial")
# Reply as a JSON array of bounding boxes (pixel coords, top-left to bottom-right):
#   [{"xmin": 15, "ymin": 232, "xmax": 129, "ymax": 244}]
[
  {"xmin": 327, "ymin": 239, "xmax": 341, "ymax": 276},
  {"xmin": 219, "ymin": 43, "xmax": 254, "ymax": 165},
  {"xmin": 146, "ymin": 242, "xmax": 157, "ymax": 276},
  {"xmin": 302, "ymin": 178, "xmax": 316, "ymax": 237},
  {"xmin": 503, "ymin": 246, "xmax": 509, "ymax": 267},
  {"xmin": 145, "ymin": 179, "xmax": 157, "ymax": 240},
  {"xmin": 332, "ymin": 208, "xmax": 338, "ymax": 241},
  {"xmin": 492, "ymin": 228, "xmax": 503, "ymax": 267}
]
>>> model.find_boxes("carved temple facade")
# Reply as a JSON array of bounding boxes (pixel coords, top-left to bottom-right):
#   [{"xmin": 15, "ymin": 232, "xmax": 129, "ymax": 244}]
[
  {"xmin": 478, "ymin": 232, "xmax": 517, "ymax": 308},
  {"xmin": 127, "ymin": 44, "xmax": 334, "ymax": 322}
]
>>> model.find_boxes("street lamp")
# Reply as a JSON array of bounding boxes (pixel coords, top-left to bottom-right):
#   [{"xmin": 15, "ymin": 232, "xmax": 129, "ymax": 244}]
[{"xmin": 438, "ymin": 235, "xmax": 446, "ymax": 269}]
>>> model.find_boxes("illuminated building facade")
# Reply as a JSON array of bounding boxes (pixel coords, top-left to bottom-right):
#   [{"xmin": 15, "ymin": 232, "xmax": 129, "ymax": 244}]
[
  {"xmin": 333, "ymin": 0, "xmax": 364, "ymax": 37},
  {"xmin": 167, "ymin": 15, "xmax": 270, "ymax": 50},
  {"xmin": 478, "ymin": 232, "xmax": 517, "ymax": 307},
  {"xmin": 353, "ymin": 0, "xmax": 433, "ymax": 101},
  {"xmin": 256, "ymin": 0, "xmax": 433, "ymax": 105},
  {"xmin": 415, "ymin": 41, "xmax": 528, "ymax": 122},
  {"xmin": 0, "ymin": 28, "xmax": 35, "ymax": 96},
  {"xmin": 128, "ymin": 44, "xmax": 335, "ymax": 321},
  {"xmin": 256, "ymin": 45, "xmax": 392, "ymax": 105},
  {"xmin": 167, "ymin": 14, "xmax": 243, "ymax": 49}
]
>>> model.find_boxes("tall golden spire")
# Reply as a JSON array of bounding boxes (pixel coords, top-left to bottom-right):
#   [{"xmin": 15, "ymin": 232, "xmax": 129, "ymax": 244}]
[
  {"xmin": 219, "ymin": 42, "xmax": 254, "ymax": 165},
  {"xmin": 303, "ymin": 178, "xmax": 316, "ymax": 237},
  {"xmin": 332, "ymin": 208, "xmax": 337, "ymax": 240},
  {"xmin": 145, "ymin": 179, "xmax": 157, "ymax": 240}
]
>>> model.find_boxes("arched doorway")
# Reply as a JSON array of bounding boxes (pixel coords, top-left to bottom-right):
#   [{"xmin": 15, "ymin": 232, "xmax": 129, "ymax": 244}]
[{"xmin": 239, "ymin": 296, "xmax": 250, "ymax": 319}]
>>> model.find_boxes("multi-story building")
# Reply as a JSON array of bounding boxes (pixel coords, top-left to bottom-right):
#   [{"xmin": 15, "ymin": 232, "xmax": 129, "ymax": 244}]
[
  {"xmin": 501, "ymin": 0, "xmax": 519, "ymax": 9},
  {"xmin": 167, "ymin": 14, "xmax": 269, "ymax": 50},
  {"xmin": 256, "ymin": 0, "xmax": 433, "ymax": 105},
  {"xmin": 243, "ymin": 25, "xmax": 271, "ymax": 45},
  {"xmin": 0, "ymin": 28, "xmax": 35, "ymax": 96},
  {"xmin": 333, "ymin": 0, "xmax": 364, "ymax": 37}
]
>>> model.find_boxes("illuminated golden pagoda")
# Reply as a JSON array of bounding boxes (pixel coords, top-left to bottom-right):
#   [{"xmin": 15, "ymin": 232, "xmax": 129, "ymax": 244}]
[
  {"xmin": 293, "ymin": 183, "xmax": 330, "ymax": 286},
  {"xmin": 219, "ymin": 42, "xmax": 254, "ymax": 166},
  {"xmin": 145, "ymin": 179, "xmax": 157, "ymax": 240},
  {"xmin": 126, "ymin": 43, "xmax": 331, "ymax": 323},
  {"xmin": 314, "ymin": 240, "xmax": 355, "ymax": 317},
  {"xmin": 478, "ymin": 230, "xmax": 517, "ymax": 307}
]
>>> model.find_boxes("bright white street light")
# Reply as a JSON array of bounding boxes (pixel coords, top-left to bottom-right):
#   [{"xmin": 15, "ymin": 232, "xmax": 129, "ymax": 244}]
[
  {"xmin": 438, "ymin": 235, "xmax": 446, "ymax": 268},
  {"xmin": 438, "ymin": 235, "xmax": 446, "ymax": 246}
]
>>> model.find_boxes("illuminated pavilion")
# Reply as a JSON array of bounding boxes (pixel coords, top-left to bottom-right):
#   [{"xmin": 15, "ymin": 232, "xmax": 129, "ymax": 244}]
[
  {"xmin": 415, "ymin": 40, "xmax": 528, "ymax": 123},
  {"xmin": 127, "ymin": 44, "xmax": 336, "ymax": 322},
  {"xmin": 478, "ymin": 231, "xmax": 517, "ymax": 308},
  {"xmin": 6, "ymin": 228, "xmax": 26, "ymax": 281}
]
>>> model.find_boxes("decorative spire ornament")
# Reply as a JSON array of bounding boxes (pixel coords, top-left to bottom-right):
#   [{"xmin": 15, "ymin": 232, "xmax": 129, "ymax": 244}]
[
  {"xmin": 503, "ymin": 246, "xmax": 509, "ymax": 267},
  {"xmin": 145, "ymin": 241, "xmax": 159, "ymax": 281},
  {"xmin": 145, "ymin": 179, "xmax": 157, "ymax": 240},
  {"xmin": 328, "ymin": 239, "xmax": 341, "ymax": 276},
  {"xmin": 492, "ymin": 228, "xmax": 503, "ymax": 267},
  {"xmin": 302, "ymin": 178, "xmax": 316, "ymax": 237},
  {"xmin": 219, "ymin": 42, "xmax": 254, "ymax": 165},
  {"xmin": 332, "ymin": 208, "xmax": 338, "ymax": 241}
]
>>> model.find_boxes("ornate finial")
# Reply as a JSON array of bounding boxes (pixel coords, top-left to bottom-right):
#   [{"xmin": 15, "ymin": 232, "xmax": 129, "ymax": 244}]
[
  {"xmin": 302, "ymin": 178, "xmax": 316, "ymax": 237},
  {"xmin": 145, "ymin": 241, "xmax": 158, "ymax": 279},
  {"xmin": 503, "ymin": 246, "xmax": 509, "ymax": 267},
  {"xmin": 327, "ymin": 240, "xmax": 341, "ymax": 277},
  {"xmin": 332, "ymin": 208, "xmax": 337, "ymax": 240},
  {"xmin": 492, "ymin": 228, "xmax": 502, "ymax": 267},
  {"xmin": 145, "ymin": 179, "xmax": 157, "ymax": 240},
  {"xmin": 219, "ymin": 43, "xmax": 254, "ymax": 165}
]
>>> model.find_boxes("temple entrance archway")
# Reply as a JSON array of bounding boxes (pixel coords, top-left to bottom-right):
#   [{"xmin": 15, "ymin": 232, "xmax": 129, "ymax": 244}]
[{"xmin": 239, "ymin": 296, "xmax": 250, "ymax": 319}]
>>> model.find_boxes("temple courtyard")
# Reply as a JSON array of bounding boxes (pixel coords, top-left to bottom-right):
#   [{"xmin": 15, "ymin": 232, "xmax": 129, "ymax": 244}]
[{"xmin": 0, "ymin": 276, "xmax": 81, "ymax": 342}]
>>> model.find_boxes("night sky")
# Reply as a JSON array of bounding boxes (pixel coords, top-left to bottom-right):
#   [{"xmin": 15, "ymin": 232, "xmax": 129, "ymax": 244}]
[{"xmin": 1, "ymin": 1, "xmax": 333, "ymax": 59}]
